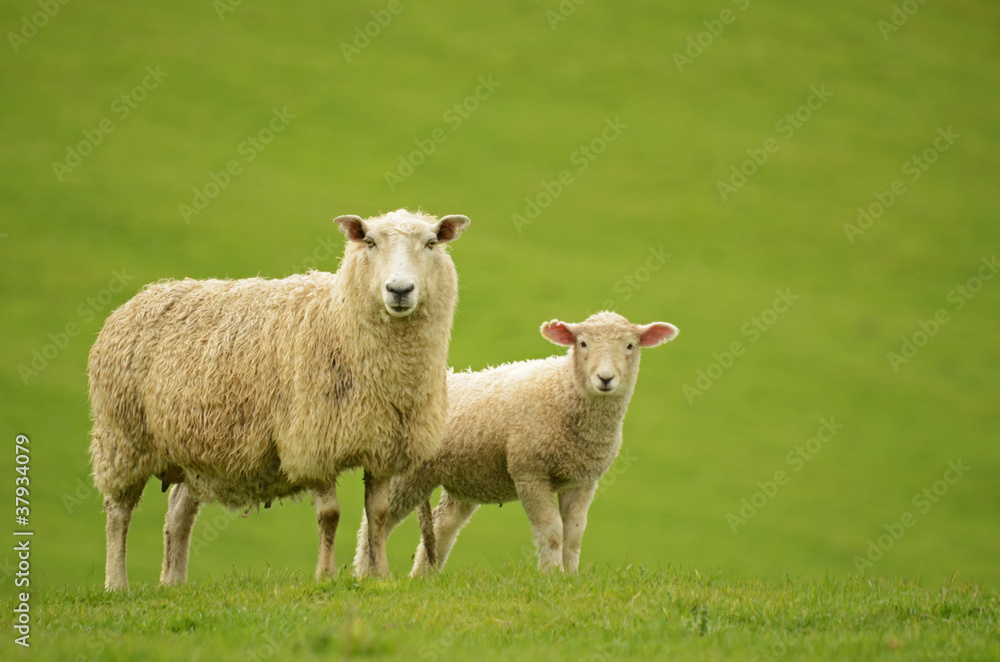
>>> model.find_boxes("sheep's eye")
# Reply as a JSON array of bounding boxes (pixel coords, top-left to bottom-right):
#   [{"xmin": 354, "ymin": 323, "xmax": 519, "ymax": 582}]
[
  {"xmin": 426, "ymin": 238, "xmax": 438, "ymax": 249},
  {"xmin": 580, "ymin": 341, "xmax": 587, "ymax": 349},
  {"xmin": 364, "ymin": 237, "xmax": 376, "ymax": 248},
  {"xmin": 627, "ymin": 343, "xmax": 634, "ymax": 351}
]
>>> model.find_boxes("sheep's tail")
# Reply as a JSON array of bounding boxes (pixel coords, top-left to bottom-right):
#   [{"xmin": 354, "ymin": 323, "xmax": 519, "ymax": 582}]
[
  {"xmin": 353, "ymin": 509, "xmax": 370, "ymax": 578},
  {"xmin": 417, "ymin": 500, "xmax": 437, "ymax": 568}
]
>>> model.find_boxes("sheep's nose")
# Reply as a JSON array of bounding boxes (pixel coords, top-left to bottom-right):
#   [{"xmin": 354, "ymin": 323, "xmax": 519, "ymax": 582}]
[
  {"xmin": 598, "ymin": 375, "xmax": 615, "ymax": 388},
  {"xmin": 386, "ymin": 282, "xmax": 415, "ymax": 297}
]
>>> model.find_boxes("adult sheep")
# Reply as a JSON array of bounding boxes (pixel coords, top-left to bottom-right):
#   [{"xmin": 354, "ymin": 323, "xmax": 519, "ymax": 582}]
[
  {"xmin": 353, "ymin": 312, "xmax": 678, "ymax": 576},
  {"xmin": 88, "ymin": 208, "xmax": 470, "ymax": 591}
]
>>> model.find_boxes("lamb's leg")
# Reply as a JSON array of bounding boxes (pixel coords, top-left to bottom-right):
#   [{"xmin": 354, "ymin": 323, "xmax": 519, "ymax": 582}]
[
  {"xmin": 354, "ymin": 472, "xmax": 432, "ymax": 577},
  {"xmin": 104, "ymin": 496, "xmax": 137, "ymax": 591},
  {"xmin": 160, "ymin": 483, "xmax": 200, "ymax": 586},
  {"xmin": 416, "ymin": 500, "xmax": 436, "ymax": 569},
  {"xmin": 358, "ymin": 470, "xmax": 391, "ymax": 578},
  {"xmin": 516, "ymin": 479, "xmax": 563, "ymax": 572},
  {"xmin": 412, "ymin": 490, "xmax": 478, "ymax": 576},
  {"xmin": 558, "ymin": 483, "xmax": 597, "ymax": 574},
  {"xmin": 314, "ymin": 483, "xmax": 340, "ymax": 580}
]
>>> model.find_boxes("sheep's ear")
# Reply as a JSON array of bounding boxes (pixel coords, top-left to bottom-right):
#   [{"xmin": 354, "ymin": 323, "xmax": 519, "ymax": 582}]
[
  {"xmin": 335, "ymin": 215, "xmax": 366, "ymax": 242},
  {"xmin": 637, "ymin": 322, "xmax": 679, "ymax": 347},
  {"xmin": 435, "ymin": 215, "xmax": 471, "ymax": 243},
  {"xmin": 541, "ymin": 320, "xmax": 577, "ymax": 346}
]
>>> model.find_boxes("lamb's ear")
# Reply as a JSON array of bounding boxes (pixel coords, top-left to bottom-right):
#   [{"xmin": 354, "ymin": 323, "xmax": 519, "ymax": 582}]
[
  {"xmin": 637, "ymin": 322, "xmax": 679, "ymax": 347},
  {"xmin": 335, "ymin": 215, "xmax": 366, "ymax": 242},
  {"xmin": 435, "ymin": 215, "xmax": 471, "ymax": 243},
  {"xmin": 540, "ymin": 320, "xmax": 577, "ymax": 346}
]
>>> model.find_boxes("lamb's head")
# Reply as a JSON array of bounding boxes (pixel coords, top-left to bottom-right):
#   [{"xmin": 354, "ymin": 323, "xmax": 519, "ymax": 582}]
[
  {"xmin": 541, "ymin": 311, "xmax": 678, "ymax": 397},
  {"xmin": 335, "ymin": 209, "xmax": 470, "ymax": 319}
]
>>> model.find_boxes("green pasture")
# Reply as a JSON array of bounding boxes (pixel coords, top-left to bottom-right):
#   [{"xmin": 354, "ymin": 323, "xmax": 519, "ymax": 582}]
[
  {"xmin": 3, "ymin": 568, "xmax": 999, "ymax": 661},
  {"xmin": 1, "ymin": 0, "xmax": 998, "ymax": 647}
]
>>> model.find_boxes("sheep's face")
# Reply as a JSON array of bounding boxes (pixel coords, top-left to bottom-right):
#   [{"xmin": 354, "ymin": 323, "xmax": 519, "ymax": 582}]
[
  {"xmin": 541, "ymin": 312, "xmax": 678, "ymax": 397},
  {"xmin": 336, "ymin": 210, "xmax": 470, "ymax": 318}
]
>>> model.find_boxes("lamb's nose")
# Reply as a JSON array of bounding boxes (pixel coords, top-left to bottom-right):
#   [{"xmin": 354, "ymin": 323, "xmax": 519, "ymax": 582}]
[
  {"xmin": 386, "ymin": 282, "xmax": 414, "ymax": 297},
  {"xmin": 598, "ymin": 375, "xmax": 615, "ymax": 388}
]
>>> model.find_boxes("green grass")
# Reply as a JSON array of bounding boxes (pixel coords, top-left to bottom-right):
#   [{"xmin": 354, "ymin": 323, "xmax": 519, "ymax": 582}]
[
  {"xmin": 2, "ymin": 568, "xmax": 997, "ymax": 661},
  {"xmin": 2, "ymin": 0, "xmax": 1000, "ymax": 656}
]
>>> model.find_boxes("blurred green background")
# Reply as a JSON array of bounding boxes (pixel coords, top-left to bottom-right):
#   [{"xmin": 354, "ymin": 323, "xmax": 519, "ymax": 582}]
[{"xmin": 1, "ymin": 0, "xmax": 997, "ymax": 592}]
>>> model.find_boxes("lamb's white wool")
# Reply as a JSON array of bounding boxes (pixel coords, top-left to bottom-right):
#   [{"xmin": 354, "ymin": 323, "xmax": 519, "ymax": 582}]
[
  {"xmin": 353, "ymin": 311, "xmax": 678, "ymax": 576},
  {"xmin": 88, "ymin": 209, "xmax": 470, "ymax": 590}
]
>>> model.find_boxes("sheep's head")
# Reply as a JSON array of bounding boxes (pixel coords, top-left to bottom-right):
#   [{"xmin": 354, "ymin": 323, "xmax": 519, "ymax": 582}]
[
  {"xmin": 541, "ymin": 312, "xmax": 678, "ymax": 397},
  {"xmin": 336, "ymin": 210, "xmax": 470, "ymax": 319}
]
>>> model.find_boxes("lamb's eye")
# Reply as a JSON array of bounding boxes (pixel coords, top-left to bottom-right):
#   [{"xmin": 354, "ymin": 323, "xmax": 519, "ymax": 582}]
[
  {"xmin": 364, "ymin": 237, "xmax": 376, "ymax": 248},
  {"xmin": 580, "ymin": 341, "xmax": 587, "ymax": 349},
  {"xmin": 627, "ymin": 343, "xmax": 634, "ymax": 351},
  {"xmin": 426, "ymin": 238, "xmax": 438, "ymax": 249}
]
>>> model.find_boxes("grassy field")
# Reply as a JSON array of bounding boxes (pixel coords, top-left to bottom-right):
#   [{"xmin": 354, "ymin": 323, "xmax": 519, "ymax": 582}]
[
  {"xmin": 2, "ymin": 567, "xmax": 999, "ymax": 661},
  {"xmin": 2, "ymin": 0, "xmax": 999, "ymax": 657}
]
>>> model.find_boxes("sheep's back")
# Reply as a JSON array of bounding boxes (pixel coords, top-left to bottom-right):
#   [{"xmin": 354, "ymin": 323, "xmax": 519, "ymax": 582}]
[
  {"xmin": 441, "ymin": 355, "xmax": 623, "ymax": 497},
  {"xmin": 435, "ymin": 358, "xmax": 567, "ymax": 502},
  {"xmin": 89, "ymin": 275, "xmax": 324, "ymax": 477}
]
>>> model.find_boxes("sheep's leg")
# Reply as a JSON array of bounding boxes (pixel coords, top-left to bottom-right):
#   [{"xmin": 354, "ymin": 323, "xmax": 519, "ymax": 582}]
[
  {"xmin": 358, "ymin": 470, "xmax": 391, "ymax": 578},
  {"xmin": 353, "ymin": 503, "xmax": 405, "ymax": 578},
  {"xmin": 93, "ymin": 425, "xmax": 146, "ymax": 591},
  {"xmin": 516, "ymin": 479, "xmax": 563, "ymax": 572},
  {"xmin": 355, "ymin": 471, "xmax": 433, "ymax": 577},
  {"xmin": 412, "ymin": 490, "xmax": 478, "ymax": 576},
  {"xmin": 415, "ymin": 500, "xmax": 437, "ymax": 569},
  {"xmin": 160, "ymin": 483, "xmax": 200, "ymax": 586},
  {"xmin": 314, "ymin": 483, "xmax": 340, "ymax": 580},
  {"xmin": 104, "ymin": 496, "xmax": 137, "ymax": 591},
  {"xmin": 558, "ymin": 483, "xmax": 597, "ymax": 574}
]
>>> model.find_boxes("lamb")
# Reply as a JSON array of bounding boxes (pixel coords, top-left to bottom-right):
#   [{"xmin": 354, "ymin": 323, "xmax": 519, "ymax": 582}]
[
  {"xmin": 353, "ymin": 311, "xmax": 678, "ymax": 576},
  {"xmin": 88, "ymin": 208, "xmax": 470, "ymax": 590}
]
